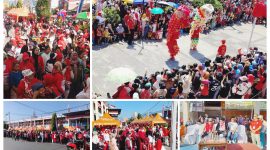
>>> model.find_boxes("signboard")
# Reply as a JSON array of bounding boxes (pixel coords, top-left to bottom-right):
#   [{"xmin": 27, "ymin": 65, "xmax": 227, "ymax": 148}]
[
  {"xmin": 190, "ymin": 102, "xmax": 204, "ymax": 112},
  {"xmin": 225, "ymin": 101, "xmax": 267, "ymax": 110}
]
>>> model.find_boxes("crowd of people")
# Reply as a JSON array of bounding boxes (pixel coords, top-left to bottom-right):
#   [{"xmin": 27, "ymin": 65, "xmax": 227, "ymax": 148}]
[
  {"xmin": 4, "ymin": 129, "xmax": 90, "ymax": 146},
  {"xmin": 180, "ymin": 113, "xmax": 267, "ymax": 149},
  {"xmin": 4, "ymin": 10, "xmax": 90, "ymax": 99},
  {"xmin": 111, "ymin": 45, "xmax": 266, "ymax": 99},
  {"xmin": 92, "ymin": 125, "xmax": 171, "ymax": 150},
  {"xmin": 92, "ymin": 0, "xmax": 266, "ymax": 46}
]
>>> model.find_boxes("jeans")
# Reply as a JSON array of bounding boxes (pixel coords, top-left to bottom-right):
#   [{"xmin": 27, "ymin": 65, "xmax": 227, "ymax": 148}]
[
  {"xmin": 227, "ymin": 131, "xmax": 238, "ymax": 143},
  {"xmin": 260, "ymin": 132, "xmax": 266, "ymax": 149}
]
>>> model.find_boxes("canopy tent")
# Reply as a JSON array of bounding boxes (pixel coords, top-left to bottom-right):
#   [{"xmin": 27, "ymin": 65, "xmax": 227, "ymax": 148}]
[
  {"xmin": 7, "ymin": 7, "xmax": 29, "ymax": 17},
  {"xmin": 151, "ymin": 113, "xmax": 167, "ymax": 126},
  {"xmin": 92, "ymin": 113, "xmax": 121, "ymax": 127},
  {"xmin": 130, "ymin": 114, "xmax": 168, "ymax": 126}
]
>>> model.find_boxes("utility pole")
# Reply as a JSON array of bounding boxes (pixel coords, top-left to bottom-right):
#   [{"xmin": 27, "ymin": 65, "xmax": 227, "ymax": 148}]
[{"xmin": 171, "ymin": 101, "xmax": 177, "ymax": 150}]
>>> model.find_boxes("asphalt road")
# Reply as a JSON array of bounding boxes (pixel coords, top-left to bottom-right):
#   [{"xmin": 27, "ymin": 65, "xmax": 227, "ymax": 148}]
[
  {"xmin": 4, "ymin": 138, "xmax": 67, "ymax": 150},
  {"xmin": 92, "ymin": 23, "xmax": 266, "ymax": 97}
]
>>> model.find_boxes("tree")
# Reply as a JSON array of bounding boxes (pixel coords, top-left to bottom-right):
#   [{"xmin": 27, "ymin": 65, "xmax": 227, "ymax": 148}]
[
  {"xmin": 127, "ymin": 117, "xmax": 134, "ymax": 124},
  {"xmin": 16, "ymin": 0, "xmax": 23, "ymax": 8},
  {"xmin": 36, "ymin": 0, "xmax": 51, "ymax": 19},
  {"xmin": 192, "ymin": 0, "xmax": 223, "ymax": 10},
  {"xmin": 4, "ymin": 121, "xmax": 9, "ymax": 130},
  {"xmin": 51, "ymin": 113, "xmax": 57, "ymax": 131},
  {"xmin": 137, "ymin": 113, "xmax": 143, "ymax": 119},
  {"xmin": 102, "ymin": 7, "xmax": 121, "ymax": 26}
]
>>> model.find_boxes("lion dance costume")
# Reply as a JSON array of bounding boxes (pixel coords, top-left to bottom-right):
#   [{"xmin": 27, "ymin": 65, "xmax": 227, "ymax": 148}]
[
  {"xmin": 167, "ymin": 5, "xmax": 191, "ymax": 60},
  {"xmin": 190, "ymin": 4, "xmax": 214, "ymax": 50}
]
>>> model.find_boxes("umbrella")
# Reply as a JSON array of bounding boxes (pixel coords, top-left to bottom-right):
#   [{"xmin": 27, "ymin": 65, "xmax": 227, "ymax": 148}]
[
  {"xmin": 123, "ymin": 0, "xmax": 133, "ymax": 4},
  {"xmin": 151, "ymin": 7, "xmax": 164, "ymax": 15},
  {"xmin": 106, "ymin": 67, "xmax": 137, "ymax": 84},
  {"xmin": 133, "ymin": 0, "xmax": 148, "ymax": 5},
  {"xmin": 167, "ymin": 2, "xmax": 179, "ymax": 8},
  {"xmin": 76, "ymin": 12, "xmax": 89, "ymax": 19},
  {"xmin": 157, "ymin": 1, "xmax": 179, "ymax": 8}
]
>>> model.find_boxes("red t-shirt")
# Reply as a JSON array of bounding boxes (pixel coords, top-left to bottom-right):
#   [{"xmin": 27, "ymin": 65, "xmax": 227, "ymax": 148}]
[
  {"xmin": 205, "ymin": 122, "xmax": 213, "ymax": 132},
  {"xmin": 201, "ymin": 80, "xmax": 209, "ymax": 96},
  {"xmin": 255, "ymin": 75, "xmax": 265, "ymax": 90},
  {"xmin": 127, "ymin": 19, "xmax": 135, "ymax": 30},
  {"xmin": 191, "ymin": 28, "xmax": 201, "ymax": 39},
  {"xmin": 250, "ymin": 120, "xmax": 262, "ymax": 134},
  {"xmin": 217, "ymin": 45, "xmax": 227, "ymax": 56},
  {"xmin": 4, "ymin": 57, "xmax": 16, "ymax": 74},
  {"xmin": 140, "ymin": 89, "xmax": 151, "ymax": 99}
]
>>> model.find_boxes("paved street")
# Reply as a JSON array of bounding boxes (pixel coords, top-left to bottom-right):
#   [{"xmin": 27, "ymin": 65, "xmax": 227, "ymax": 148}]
[
  {"xmin": 4, "ymin": 138, "xmax": 66, "ymax": 150},
  {"xmin": 93, "ymin": 23, "xmax": 266, "ymax": 97}
]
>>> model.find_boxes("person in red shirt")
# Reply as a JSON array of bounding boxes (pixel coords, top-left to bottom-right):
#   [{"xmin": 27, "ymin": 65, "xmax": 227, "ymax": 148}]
[
  {"xmin": 202, "ymin": 118, "xmax": 214, "ymax": 138},
  {"xmin": 17, "ymin": 69, "xmax": 41, "ymax": 98},
  {"xmin": 254, "ymin": 72, "xmax": 266, "ymax": 98},
  {"xmin": 19, "ymin": 52, "xmax": 35, "ymax": 72},
  {"xmin": 4, "ymin": 51, "xmax": 17, "ymax": 74},
  {"xmin": 200, "ymin": 72, "xmax": 210, "ymax": 98},
  {"xmin": 52, "ymin": 61, "xmax": 64, "ymax": 95},
  {"xmin": 190, "ymin": 28, "xmax": 201, "ymax": 51},
  {"xmin": 140, "ymin": 83, "xmax": 152, "ymax": 99},
  {"xmin": 217, "ymin": 40, "xmax": 227, "ymax": 57},
  {"xmin": 112, "ymin": 82, "xmax": 133, "ymax": 99},
  {"xmin": 126, "ymin": 15, "xmax": 135, "ymax": 45},
  {"xmin": 155, "ymin": 135, "xmax": 162, "ymax": 150},
  {"xmin": 163, "ymin": 127, "xmax": 170, "ymax": 146},
  {"xmin": 250, "ymin": 114, "xmax": 262, "ymax": 148}
]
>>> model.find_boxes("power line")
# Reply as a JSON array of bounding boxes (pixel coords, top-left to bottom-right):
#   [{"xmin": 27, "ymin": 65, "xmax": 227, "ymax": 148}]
[
  {"xmin": 13, "ymin": 101, "xmax": 47, "ymax": 113},
  {"xmin": 36, "ymin": 103, "xmax": 89, "ymax": 116},
  {"xmin": 143, "ymin": 102, "xmax": 161, "ymax": 115}
]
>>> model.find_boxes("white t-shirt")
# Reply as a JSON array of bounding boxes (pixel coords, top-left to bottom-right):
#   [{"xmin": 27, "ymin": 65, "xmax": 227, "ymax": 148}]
[{"xmin": 229, "ymin": 122, "xmax": 238, "ymax": 131}]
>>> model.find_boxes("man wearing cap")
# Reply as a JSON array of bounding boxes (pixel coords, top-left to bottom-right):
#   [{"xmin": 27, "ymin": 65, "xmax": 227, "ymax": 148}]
[
  {"xmin": 19, "ymin": 52, "xmax": 35, "ymax": 72},
  {"xmin": 250, "ymin": 114, "xmax": 262, "ymax": 148},
  {"xmin": 17, "ymin": 69, "xmax": 41, "ymax": 98}
]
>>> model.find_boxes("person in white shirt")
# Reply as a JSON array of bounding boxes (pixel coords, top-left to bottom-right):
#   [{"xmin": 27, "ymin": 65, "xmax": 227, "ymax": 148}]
[
  {"xmin": 227, "ymin": 117, "xmax": 239, "ymax": 143},
  {"xmin": 116, "ymin": 24, "xmax": 125, "ymax": 42}
]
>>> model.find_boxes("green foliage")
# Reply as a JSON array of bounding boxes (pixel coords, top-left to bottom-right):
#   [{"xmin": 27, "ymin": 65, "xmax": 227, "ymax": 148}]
[
  {"xmin": 51, "ymin": 113, "xmax": 57, "ymax": 131},
  {"xmin": 36, "ymin": 0, "xmax": 51, "ymax": 20},
  {"xmin": 192, "ymin": 0, "xmax": 223, "ymax": 10},
  {"xmin": 16, "ymin": 0, "xmax": 23, "ymax": 8},
  {"xmin": 137, "ymin": 113, "xmax": 143, "ymax": 119},
  {"xmin": 102, "ymin": 7, "xmax": 121, "ymax": 26},
  {"xmin": 4, "ymin": 121, "xmax": 9, "ymax": 130},
  {"xmin": 127, "ymin": 117, "xmax": 134, "ymax": 124}
]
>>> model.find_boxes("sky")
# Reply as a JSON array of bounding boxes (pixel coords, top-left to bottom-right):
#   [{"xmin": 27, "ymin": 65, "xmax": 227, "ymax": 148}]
[
  {"xmin": 108, "ymin": 101, "xmax": 172, "ymax": 120},
  {"xmin": 4, "ymin": 101, "xmax": 89, "ymax": 122}
]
